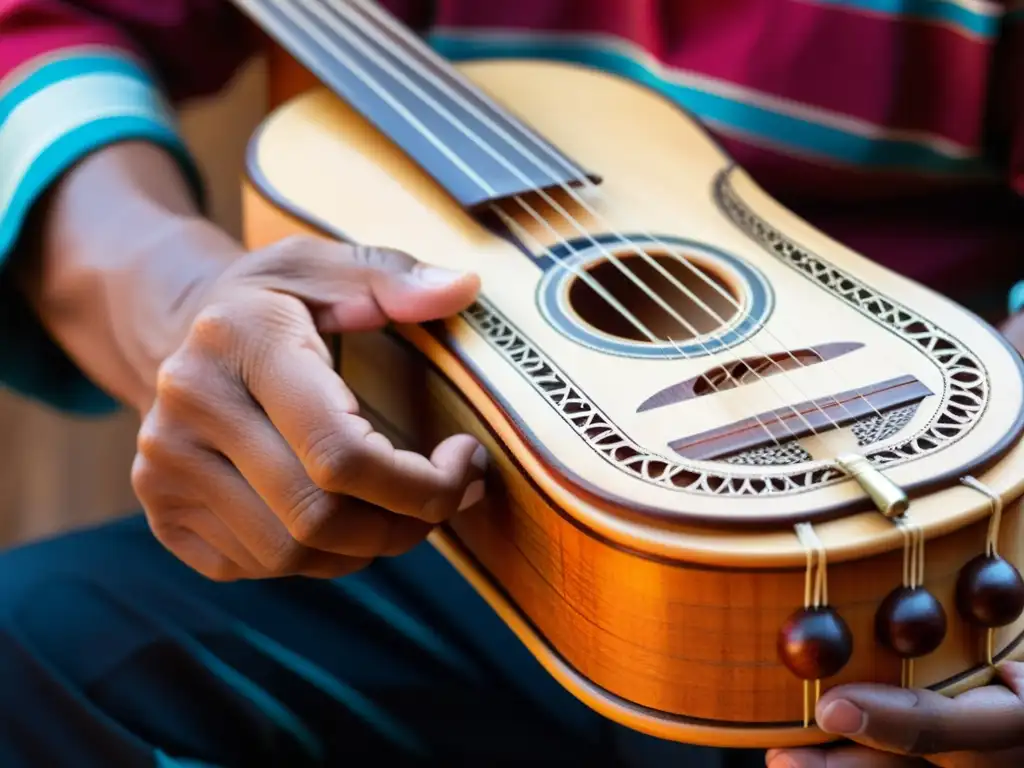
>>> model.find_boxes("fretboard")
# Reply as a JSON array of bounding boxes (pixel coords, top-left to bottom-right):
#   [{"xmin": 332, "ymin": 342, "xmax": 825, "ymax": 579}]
[{"xmin": 232, "ymin": 0, "xmax": 596, "ymax": 210}]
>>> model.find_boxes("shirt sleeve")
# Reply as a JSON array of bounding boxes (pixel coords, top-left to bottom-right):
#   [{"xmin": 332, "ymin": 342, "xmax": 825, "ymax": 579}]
[
  {"xmin": 0, "ymin": 0, "xmax": 257, "ymax": 414},
  {"xmin": 996, "ymin": 16, "xmax": 1024, "ymax": 316}
]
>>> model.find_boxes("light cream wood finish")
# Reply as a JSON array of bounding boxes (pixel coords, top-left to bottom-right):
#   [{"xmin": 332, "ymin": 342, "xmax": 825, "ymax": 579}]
[
  {"xmin": 245, "ymin": 60, "xmax": 1023, "ymax": 529},
  {"xmin": 241, "ymin": 58, "xmax": 1024, "ymax": 747}
]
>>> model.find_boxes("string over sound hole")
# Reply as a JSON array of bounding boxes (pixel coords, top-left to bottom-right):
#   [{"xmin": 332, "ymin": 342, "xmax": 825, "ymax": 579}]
[
  {"xmin": 536, "ymin": 235, "xmax": 771, "ymax": 359},
  {"xmin": 568, "ymin": 250, "xmax": 740, "ymax": 343}
]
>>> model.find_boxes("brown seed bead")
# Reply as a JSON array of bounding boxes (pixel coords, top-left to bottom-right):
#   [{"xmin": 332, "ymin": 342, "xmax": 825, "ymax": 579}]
[
  {"xmin": 777, "ymin": 607, "xmax": 853, "ymax": 680},
  {"xmin": 956, "ymin": 555, "xmax": 1024, "ymax": 629},
  {"xmin": 875, "ymin": 586, "xmax": 947, "ymax": 658}
]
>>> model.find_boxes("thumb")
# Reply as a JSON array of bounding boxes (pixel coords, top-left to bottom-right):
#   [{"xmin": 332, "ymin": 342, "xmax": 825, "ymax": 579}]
[
  {"xmin": 353, "ymin": 242, "xmax": 482, "ymax": 327},
  {"xmin": 236, "ymin": 235, "xmax": 481, "ymax": 332},
  {"xmin": 813, "ymin": 663, "xmax": 1024, "ymax": 756}
]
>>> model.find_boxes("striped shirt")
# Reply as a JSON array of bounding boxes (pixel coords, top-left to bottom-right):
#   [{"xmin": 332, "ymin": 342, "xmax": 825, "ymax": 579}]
[{"xmin": 1, "ymin": 0, "xmax": 1022, "ymax": 412}]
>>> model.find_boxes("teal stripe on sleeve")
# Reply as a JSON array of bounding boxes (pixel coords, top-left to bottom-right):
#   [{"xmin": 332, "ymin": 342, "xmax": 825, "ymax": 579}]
[
  {"xmin": 1009, "ymin": 281, "xmax": 1024, "ymax": 316},
  {"xmin": 0, "ymin": 49, "xmax": 204, "ymax": 415},
  {"xmin": 801, "ymin": 0, "xmax": 1002, "ymax": 38},
  {"xmin": 426, "ymin": 31, "xmax": 993, "ymax": 176}
]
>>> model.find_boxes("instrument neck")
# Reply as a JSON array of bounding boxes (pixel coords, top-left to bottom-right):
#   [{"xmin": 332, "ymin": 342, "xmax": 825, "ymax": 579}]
[{"xmin": 233, "ymin": 0, "xmax": 596, "ymax": 210}]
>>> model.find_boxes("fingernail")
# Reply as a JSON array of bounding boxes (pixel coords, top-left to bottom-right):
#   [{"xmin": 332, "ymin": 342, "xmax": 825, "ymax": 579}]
[
  {"xmin": 818, "ymin": 698, "xmax": 866, "ymax": 735},
  {"xmin": 414, "ymin": 265, "xmax": 465, "ymax": 286},
  {"xmin": 766, "ymin": 756, "xmax": 797, "ymax": 768},
  {"xmin": 470, "ymin": 444, "xmax": 488, "ymax": 472},
  {"xmin": 997, "ymin": 660, "xmax": 1024, "ymax": 695},
  {"xmin": 457, "ymin": 480, "xmax": 485, "ymax": 511}
]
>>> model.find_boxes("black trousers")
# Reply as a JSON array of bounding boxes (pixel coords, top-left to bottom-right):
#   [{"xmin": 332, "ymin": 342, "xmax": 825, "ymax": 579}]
[{"xmin": 0, "ymin": 514, "xmax": 765, "ymax": 767}]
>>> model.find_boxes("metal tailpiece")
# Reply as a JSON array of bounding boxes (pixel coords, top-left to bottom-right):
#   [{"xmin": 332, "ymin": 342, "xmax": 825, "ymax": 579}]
[{"xmin": 835, "ymin": 453, "xmax": 908, "ymax": 518}]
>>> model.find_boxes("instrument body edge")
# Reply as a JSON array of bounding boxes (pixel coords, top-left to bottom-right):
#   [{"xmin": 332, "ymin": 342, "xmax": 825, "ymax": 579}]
[{"xmin": 240, "ymin": 53, "xmax": 1024, "ymax": 747}]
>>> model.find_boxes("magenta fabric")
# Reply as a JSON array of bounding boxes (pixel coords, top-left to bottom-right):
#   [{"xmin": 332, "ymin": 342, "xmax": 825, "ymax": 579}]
[{"xmin": 2, "ymin": 0, "xmax": 1022, "ymax": 312}]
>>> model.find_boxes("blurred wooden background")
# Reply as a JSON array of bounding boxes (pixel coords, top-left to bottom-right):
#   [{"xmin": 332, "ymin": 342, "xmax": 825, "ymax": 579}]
[{"xmin": 0, "ymin": 60, "xmax": 269, "ymax": 548}]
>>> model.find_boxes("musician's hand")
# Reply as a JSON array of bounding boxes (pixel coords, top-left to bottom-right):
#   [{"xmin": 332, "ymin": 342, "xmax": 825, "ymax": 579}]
[
  {"xmin": 130, "ymin": 234, "xmax": 487, "ymax": 581},
  {"xmin": 764, "ymin": 313, "xmax": 1024, "ymax": 766},
  {"xmin": 764, "ymin": 662, "xmax": 1024, "ymax": 767}
]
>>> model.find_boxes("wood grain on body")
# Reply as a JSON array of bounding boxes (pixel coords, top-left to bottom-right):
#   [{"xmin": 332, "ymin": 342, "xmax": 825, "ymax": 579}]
[{"xmin": 242, "ymin": 51, "xmax": 1024, "ymax": 747}]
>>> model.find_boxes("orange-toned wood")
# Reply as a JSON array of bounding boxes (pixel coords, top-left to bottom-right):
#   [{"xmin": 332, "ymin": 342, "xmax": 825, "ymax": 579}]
[
  {"xmin": 240, "ymin": 55, "xmax": 1024, "ymax": 748},
  {"xmin": 266, "ymin": 41, "xmax": 319, "ymax": 108},
  {"xmin": 242, "ymin": 177, "xmax": 1024, "ymax": 748}
]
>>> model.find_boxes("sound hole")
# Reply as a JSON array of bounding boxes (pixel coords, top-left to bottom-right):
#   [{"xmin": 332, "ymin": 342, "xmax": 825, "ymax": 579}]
[{"xmin": 568, "ymin": 251, "xmax": 740, "ymax": 343}]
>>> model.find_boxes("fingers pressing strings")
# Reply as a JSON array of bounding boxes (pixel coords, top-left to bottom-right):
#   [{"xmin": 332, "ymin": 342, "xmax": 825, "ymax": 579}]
[
  {"xmin": 186, "ymin": 391, "xmax": 433, "ymax": 563},
  {"xmin": 189, "ymin": 447, "xmax": 402, "ymax": 577},
  {"xmin": 146, "ymin": 346, "xmax": 431, "ymax": 577},
  {"xmin": 185, "ymin": 250, "xmax": 486, "ymax": 523},
  {"xmin": 242, "ymin": 330, "xmax": 486, "ymax": 523},
  {"xmin": 134, "ymin": 406, "xmax": 377, "ymax": 579},
  {"xmin": 131, "ymin": 439, "xmax": 266, "ymax": 580},
  {"xmin": 139, "ymin": 260, "xmax": 486, "ymax": 581}
]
